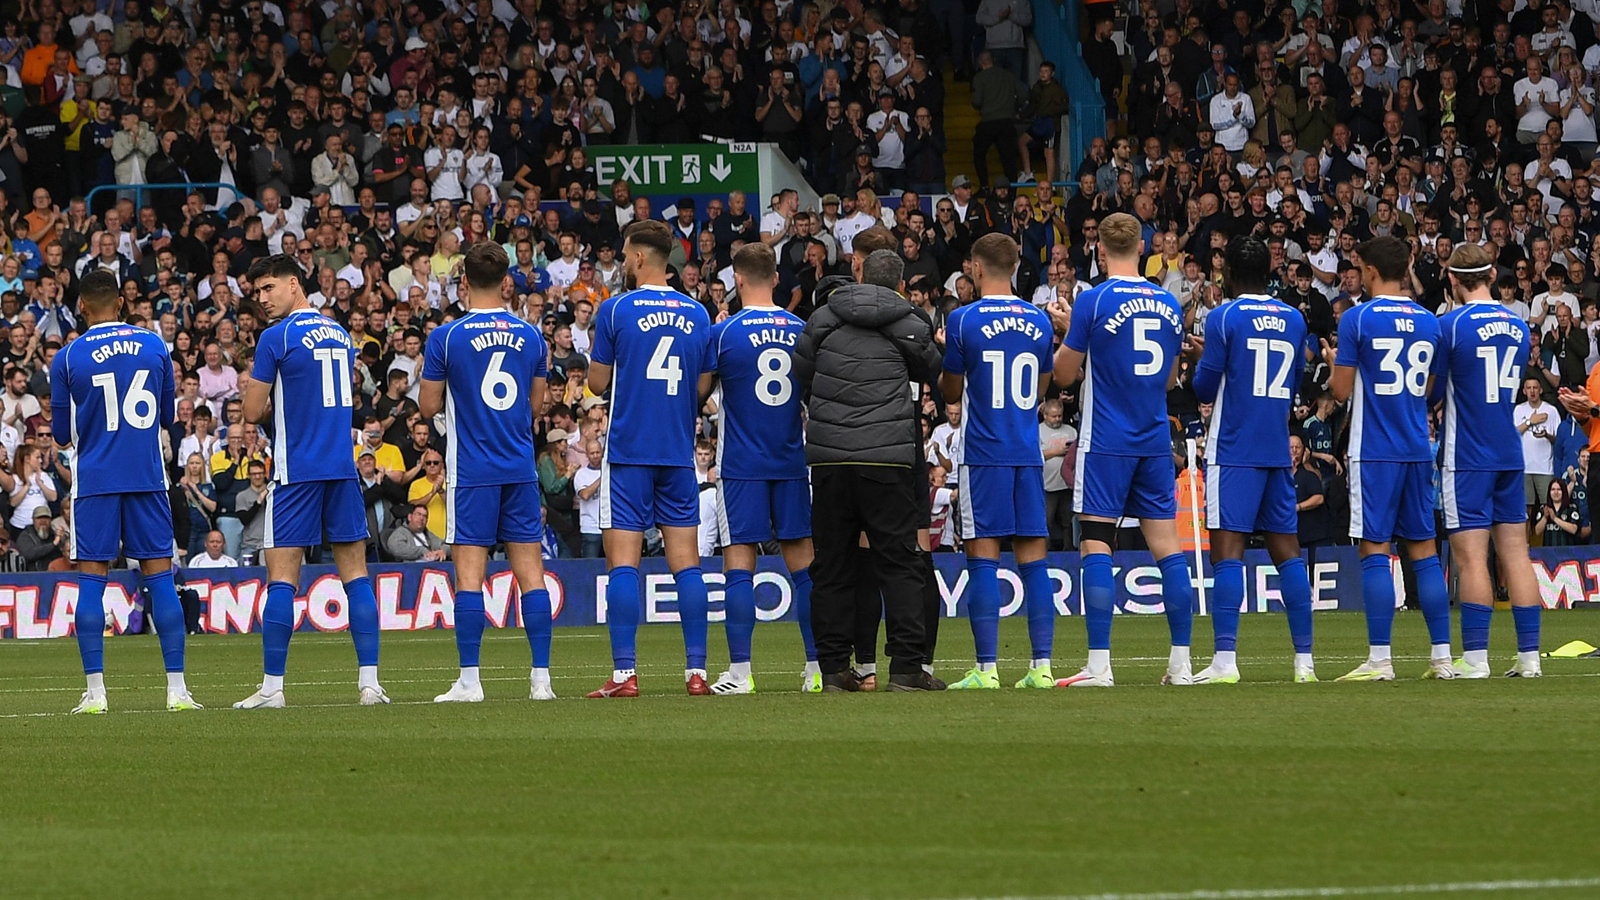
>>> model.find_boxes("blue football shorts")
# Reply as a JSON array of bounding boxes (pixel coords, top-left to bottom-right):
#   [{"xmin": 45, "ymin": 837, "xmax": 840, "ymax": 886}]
[
  {"xmin": 261, "ymin": 478, "xmax": 370, "ymax": 549},
  {"xmin": 716, "ymin": 477, "xmax": 811, "ymax": 545},
  {"xmin": 1440, "ymin": 467, "xmax": 1525, "ymax": 532},
  {"xmin": 447, "ymin": 480, "xmax": 544, "ymax": 546},
  {"xmin": 598, "ymin": 462, "xmax": 700, "ymax": 532},
  {"xmin": 1348, "ymin": 459, "xmax": 1435, "ymax": 542},
  {"xmin": 957, "ymin": 464, "xmax": 1048, "ymax": 540},
  {"xmin": 1075, "ymin": 451, "xmax": 1177, "ymax": 520},
  {"xmin": 72, "ymin": 490, "xmax": 175, "ymax": 561},
  {"xmin": 1205, "ymin": 464, "xmax": 1298, "ymax": 535}
]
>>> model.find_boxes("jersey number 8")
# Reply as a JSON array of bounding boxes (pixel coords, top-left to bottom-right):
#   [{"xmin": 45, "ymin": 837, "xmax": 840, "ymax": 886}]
[{"xmin": 755, "ymin": 348, "xmax": 793, "ymax": 407}]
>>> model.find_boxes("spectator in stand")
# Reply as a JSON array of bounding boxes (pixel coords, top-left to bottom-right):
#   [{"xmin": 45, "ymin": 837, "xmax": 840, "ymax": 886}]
[
  {"xmin": 387, "ymin": 503, "xmax": 449, "ymax": 562},
  {"xmin": 187, "ymin": 530, "xmax": 239, "ymax": 569},
  {"xmin": 1517, "ymin": 375, "xmax": 1559, "ymax": 520},
  {"xmin": 969, "ymin": 52, "xmax": 1021, "ymax": 191}
]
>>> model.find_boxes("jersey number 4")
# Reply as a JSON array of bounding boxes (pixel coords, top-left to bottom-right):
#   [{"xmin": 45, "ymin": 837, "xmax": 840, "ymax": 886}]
[
  {"xmin": 90, "ymin": 370, "xmax": 158, "ymax": 431},
  {"xmin": 647, "ymin": 336, "xmax": 684, "ymax": 396}
]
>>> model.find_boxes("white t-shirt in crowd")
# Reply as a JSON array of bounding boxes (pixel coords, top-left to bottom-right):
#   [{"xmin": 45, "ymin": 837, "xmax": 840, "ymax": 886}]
[
  {"xmin": 546, "ymin": 256, "xmax": 580, "ymax": 287},
  {"xmin": 1515, "ymin": 75, "xmax": 1561, "ymax": 133},
  {"xmin": 574, "ymin": 465, "xmax": 602, "ymax": 534},
  {"xmin": 187, "ymin": 552, "xmax": 239, "ymax": 569},
  {"xmin": 1515, "ymin": 400, "xmax": 1557, "ymax": 476},
  {"xmin": 1039, "ymin": 422, "xmax": 1077, "ymax": 493}
]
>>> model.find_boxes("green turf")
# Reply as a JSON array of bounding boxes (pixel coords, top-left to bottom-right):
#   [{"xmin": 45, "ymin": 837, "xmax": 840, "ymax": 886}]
[{"xmin": 2, "ymin": 611, "xmax": 1598, "ymax": 900}]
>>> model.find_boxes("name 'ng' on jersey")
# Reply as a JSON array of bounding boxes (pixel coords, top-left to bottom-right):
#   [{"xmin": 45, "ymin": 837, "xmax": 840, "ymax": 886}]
[
  {"xmin": 1335, "ymin": 297, "xmax": 1441, "ymax": 463},
  {"xmin": 943, "ymin": 296, "xmax": 1054, "ymax": 466},
  {"xmin": 50, "ymin": 322, "xmax": 175, "ymax": 496},
  {"xmin": 1434, "ymin": 301, "xmax": 1530, "ymax": 472},
  {"xmin": 251, "ymin": 309, "xmax": 360, "ymax": 483},
  {"xmin": 1200, "ymin": 295, "xmax": 1308, "ymax": 468},
  {"xmin": 710, "ymin": 306, "xmax": 806, "ymax": 480},
  {"xmin": 423, "ymin": 309, "xmax": 549, "ymax": 486},
  {"xmin": 1064, "ymin": 275, "xmax": 1185, "ymax": 457},
  {"xmin": 591, "ymin": 286, "xmax": 712, "ymax": 466}
]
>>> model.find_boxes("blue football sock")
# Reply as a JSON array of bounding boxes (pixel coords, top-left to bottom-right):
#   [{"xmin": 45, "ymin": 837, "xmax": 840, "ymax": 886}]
[
  {"xmin": 1211, "ymin": 559, "xmax": 1244, "ymax": 653},
  {"xmin": 1413, "ymin": 556, "xmax": 1450, "ymax": 647},
  {"xmin": 1513, "ymin": 604, "xmax": 1541, "ymax": 653},
  {"xmin": 1081, "ymin": 554, "xmax": 1115, "ymax": 651},
  {"xmin": 1158, "ymin": 554, "xmax": 1192, "ymax": 647},
  {"xmin": 724, "ymin": 569, "xmax": 755, "ymax": 664},
  {"xmin": 521, "ymin": 588, "xmax": 552, "ymax": 668},
  {"xmin": 144, "ymin": 569, "xmax": 186, "ymax": 673},
  {"xmin": 677, "ymin": 567, "xmax": 709, "ymax": 670},
  {"xmin": 453, "ymin": 590, "xmax": 485, "ymax": 668},
  {"xmin": 965, "ymin": 557, "xmax": 1000, "ymax": 664},
  {"xmin": 262, "ymin": 580, "xmax": 296, "ymax": 677},
  {"xmin": 606, "ymin": 566, "xmax": 641, "ymax": 669},
  {"xmin": 792, "ymin": 567, "xmax": 817, "ymax": 662},
  {"xmin": 1018, "ymin": 559, "xmax": 1054, "ymax": 661},
  {"xmin": 75, "ymin": 573, "xmax": 108, "ymax": 676},
  {"xmin": 1460, "ymin": 602, "xmax": 1492, "ymax": 653},
  {"xmin": 345, "ymin": 576, "xmax": 380, "ymax": 668},
  {"xmin": 1276, "ymin": 556, "xmax": 1314, "ymax": 655},
  {"xmin": 1360, "ymin": 554, "xmax": 1395, "ymax": 647}
]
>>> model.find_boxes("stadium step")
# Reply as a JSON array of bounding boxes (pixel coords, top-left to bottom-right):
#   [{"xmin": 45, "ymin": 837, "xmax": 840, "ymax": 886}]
[{"xmin": 941, "ymin": 70, "xmax": 981, "ymax": 190}]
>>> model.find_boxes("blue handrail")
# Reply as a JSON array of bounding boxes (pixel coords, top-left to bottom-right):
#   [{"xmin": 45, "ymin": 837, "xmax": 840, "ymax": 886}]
[
  {"xmin": 85, "ymin": 182, "xmax": 239, "ymax": 213},
  {"xmin": 1032, "ymin": 0, "xmax": 1106, "ymax": 181}
]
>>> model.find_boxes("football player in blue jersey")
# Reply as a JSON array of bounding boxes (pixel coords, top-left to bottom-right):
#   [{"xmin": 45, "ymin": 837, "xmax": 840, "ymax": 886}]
[
  {"xmin": 939, "ymin": 233, "xmax": 1058, "ymax": 690},
  {"xmin": 1048, "ymin": 213, "xmax": 1196, "ymax": 687},
  {"xmin": 699, "ymin": 243, "xmax": 816, "ymax": 694},
  {"xmin": 419, "ymin": 242, "xmax": 559, "ymax": 702},
  {"xmin": 234, "ymin": 255, "xmax": 387, "ymax": 709},
  {"xmin": 1326, "ymin": 235, "xmax": 1453, "ymax": 681},
  {"xmin": 1433, "ymin": 244, "xmax": 1542, "ymax": 678},
  {"xmin": 1190, "ymin": 237, "xmax": 1317, "ymax": 684},
  {"xmin": 49, "ymin": 271, "xmax": 198, "ymax": 714},
  {"xmin": 586, "ymin": 219, "xmax": 715, "ymax": 698}
]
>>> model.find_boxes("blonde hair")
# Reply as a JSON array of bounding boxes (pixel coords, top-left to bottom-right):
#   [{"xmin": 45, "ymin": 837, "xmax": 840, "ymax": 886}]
[{"xmin": 1099, "ymin": 212, "xmax": 1142, "ymax": 259}]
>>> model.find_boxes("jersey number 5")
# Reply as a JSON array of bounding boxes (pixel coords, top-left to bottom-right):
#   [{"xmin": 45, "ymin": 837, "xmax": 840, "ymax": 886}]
[
  {"xmin": 90, "ymin": 370, "xmax": 158, "ymax": 431},
  {"xmin": 1132, "ymin": 319, "xmax": 1166, "ymax": 376}
]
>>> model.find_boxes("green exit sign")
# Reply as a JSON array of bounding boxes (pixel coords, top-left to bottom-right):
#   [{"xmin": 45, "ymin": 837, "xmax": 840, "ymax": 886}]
[{"xmin": 589, "ymin": 143, "xmax": 759, "ymax": 195}]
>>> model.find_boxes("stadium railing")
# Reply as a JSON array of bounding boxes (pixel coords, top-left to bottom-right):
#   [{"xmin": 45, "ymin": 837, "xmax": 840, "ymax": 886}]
[
  {"xmin": 85, "ymin": 182, "xmax": 240, "ymax": 214},
  {"xmin": 1031, "ymin": 0, "xmax": 1106, "ymax": 192}
]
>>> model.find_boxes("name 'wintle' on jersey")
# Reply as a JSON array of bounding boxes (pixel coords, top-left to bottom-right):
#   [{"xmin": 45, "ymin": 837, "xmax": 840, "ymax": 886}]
[
  {"xmin": 422, "ymin": 308, "xmax": 548, "ymax": 487},
  {"xmin": 709, "ymin": 305, "xmax": 806, "ymax": 480},
  {"xmin": 943, "ymin": 295, "xmax": 1054, "ymax": 467},
  {"xmin": 1199, "ymin": 295, "xmax": 1308, "ymax": 469},
  {"xmin": 50, "ymin": 322, "xmax": 175, "ymax": 496},
  {"xmin": 1433, "ymin": 300, "xmax": 1531, "ymax": 473}
]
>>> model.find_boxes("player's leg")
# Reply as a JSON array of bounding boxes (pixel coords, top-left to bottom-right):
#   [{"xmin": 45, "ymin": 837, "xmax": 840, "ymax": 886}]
[
  {"xmin": 591, "ymin": 460, "xmax": 646, "ymax": 697},
  {"xmin": 778, "ymin": 534, "xmax": 820, "ymax": 692},
  {"xmin": 1262, "ymin": 532, "xmax": 1316, "ymax": 682},
  {"xmin": 1450, "ymin": 527, "xmax": 1495, "ymax": 679},
  {"xmin": 1393, "ymin": 461, "xmax": 1453, "ymax": 679},
  {"xmin": 951, "ymin": 465, "xmax": 1003, "ymax": 689},
  {"xmin": 1134, "ymin": 456, "xmax": 1193, "ymax": 686},
  {"xmin": 1011, "ymin": 455, "xmax": 1055, "ymax": 688},
  {"xmin": 1060, "ymin": 451, "xmax": 1125, "ymax": 687},
  {"xmin": 237, "ymin": 481, "xmax": 307, "ymax": 708},
  {"xmin": 502, "ymin": 480, "xmax": 556, "ymax": 699},
  {"xmin": 1493, "ymin": 514, "xmax": 1544, "ymax": 678},
  {"xmin": 439, "ymin": 540, "xmax": 491, "ymax": 703},
  {"xmin": 711, "ymin": 478, "xmax": 764, "ymax": 695},
  {"xmin": 326, "ymin": 479, "xmax": 384, "ymax": 702},
  {"xmin": 659, "ymin": 466, "xmax": 711, "ymax": 695},
  {"xmin": 123, "ymin": 489, "xmax": 199, "ymax": 709},
  {"xmin": 68, "ymin": 495, "xmax": 115, "ymax": 714},
  {"xmin": 1338, "ymin": 460, "xmax": 1401, "ymax": 682},
  {"xmin": 1198, "ymin": 464, "xmax": 1250, "ymax": 684}
]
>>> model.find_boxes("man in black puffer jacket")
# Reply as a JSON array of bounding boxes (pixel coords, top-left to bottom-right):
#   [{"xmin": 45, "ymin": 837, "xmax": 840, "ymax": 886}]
[{"xmin": 795, "ymin": 249, "xmax": 944, "ymax": 691}]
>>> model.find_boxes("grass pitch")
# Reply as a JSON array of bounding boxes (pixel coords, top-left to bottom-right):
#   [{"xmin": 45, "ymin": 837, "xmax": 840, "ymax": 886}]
[{"xmin": 2, "ymin": 611, "xmax": 1598, "ymax": 900}]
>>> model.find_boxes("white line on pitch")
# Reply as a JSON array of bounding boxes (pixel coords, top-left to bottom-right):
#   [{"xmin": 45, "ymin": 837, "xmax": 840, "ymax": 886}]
[{"xmin": 931, "ymin": 875, "xmax": 1600, "ymax": 900}]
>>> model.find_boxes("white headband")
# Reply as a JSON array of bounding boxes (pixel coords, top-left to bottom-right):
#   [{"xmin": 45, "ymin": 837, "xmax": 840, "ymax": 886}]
[{"xmin": 1448, "ymin": 263, "xmax": 1494, "ymax": 274}]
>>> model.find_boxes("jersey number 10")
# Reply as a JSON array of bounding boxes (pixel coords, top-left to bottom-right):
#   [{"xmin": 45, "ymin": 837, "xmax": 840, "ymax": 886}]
[{"xmin": 981, "ymin": 350, "xmax": 1040, "ymax": 409}]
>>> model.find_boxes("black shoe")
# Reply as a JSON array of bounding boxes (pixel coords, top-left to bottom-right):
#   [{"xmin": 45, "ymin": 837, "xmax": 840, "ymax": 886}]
[
  {"xmin": 822, "ymin": 671, "xmax": 864, "ymax": 693},
  {"xmin": 887, "ymin": 672, "xmax": 942, "ymax": 692}
]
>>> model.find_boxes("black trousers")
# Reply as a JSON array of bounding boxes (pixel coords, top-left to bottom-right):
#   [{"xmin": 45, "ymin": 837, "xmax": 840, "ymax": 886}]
[
  {"xmin": 811, "ymin": 465, "xmax": 927, "ymax": 675},
  {"xmin": 852, "ymin": 545, "xmax": 940, "ymax": 668},
  {"xmin": 972, "ymin": 119, "xmax": 1020, "ymax": 189}
]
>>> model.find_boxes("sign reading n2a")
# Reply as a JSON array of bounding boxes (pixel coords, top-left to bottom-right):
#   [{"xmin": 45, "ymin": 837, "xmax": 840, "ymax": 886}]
[{"xmin": 590, "ymin": 143, "xmax": 758, "ymax": 194}]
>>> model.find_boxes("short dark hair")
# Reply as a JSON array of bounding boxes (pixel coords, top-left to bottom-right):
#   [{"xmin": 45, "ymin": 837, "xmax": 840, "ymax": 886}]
[
  {"xmin": 1224, "ymin": 236, "xmax": 1270, "ymax": 297},
  {"xmin": 852, "ymin": 225, "xmax": 897, "ymax": 259},
  {"xmin": 1354, "ymin": 235, "xmax": 1412, "ymax": 283},
  {"xmin": 463, "ymin": 240, "xmax": 510, "ymax": 290},
  {"xmin": 732, "ymin": 242, "xmax": 777, "ymax": 282},
  {"xmin": 244, "ymin": 253, "xmax": 307, "ymax": 291},
  {"xmin": 622, "ymin": 219, "xmax": 673, "ymax": 262},
  {"xmin": 971, "ymin": 233, "xmax": 1020, "ymax": 278},
  {"xmin": 78, "ymin": 270, "xmax": 121, "ymax": 315}
]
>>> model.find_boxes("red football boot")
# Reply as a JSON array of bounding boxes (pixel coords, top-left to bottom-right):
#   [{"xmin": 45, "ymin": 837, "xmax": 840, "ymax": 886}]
[
  {"xmin": 586, "ymin": 675, "xmax": 639, "ymax": 698},
  {"xmin": 686, "ymin": 673, "xmax": 711, "ymax": 696}
]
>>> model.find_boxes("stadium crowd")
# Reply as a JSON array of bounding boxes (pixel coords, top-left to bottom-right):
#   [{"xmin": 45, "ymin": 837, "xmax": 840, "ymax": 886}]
[{"xmin": 1, "ymin": 0, "xmax": 1600, "ymax": 571}]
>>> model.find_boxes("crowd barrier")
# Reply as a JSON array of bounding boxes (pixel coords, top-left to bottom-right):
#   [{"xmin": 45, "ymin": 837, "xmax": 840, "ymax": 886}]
[{"xmin": 0, "ymin": 548, "xmax": 1595, "ymax": 639}]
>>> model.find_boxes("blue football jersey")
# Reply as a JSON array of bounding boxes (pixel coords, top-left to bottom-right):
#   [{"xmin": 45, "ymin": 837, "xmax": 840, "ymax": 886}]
[
  {"xmin": 50, "ymin": 322, "xmax": 175, "ymax": 497},
  {"xmin": 943, "ymin": 295, "xmax": 1054, "ymax": 466},
  {"xmin": 709, "ymin": 305, "xmax": 806, "ymax": 480},
  {"xmin": 590, "ymin": 286, "xmax": 712, "ymax": 467},
  {"xmin": 422, "ymin": 308, "xmax": 549, "ymax": 487},
  {"xmin": 1199, "ymin": 295, "xmax": 1308, "ymax": 468},
  {"xmin": 1334, "ymin": 296, "xmax": 1441, "ymax": 463},
  {"xmin": 1433, "ymin": 301, "xmax": 1530, "ymax": 471},
  {"xmin": 1064, "ymin": 275, "xmax": 1185, "ymax": 456},
  {"xmin": 251, "ymin": 308, "xmax": 360, "ymax": 484}
]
